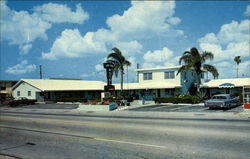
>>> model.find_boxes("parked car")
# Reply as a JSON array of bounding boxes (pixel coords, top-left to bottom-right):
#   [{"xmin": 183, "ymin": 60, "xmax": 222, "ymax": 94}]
[
  {"xmin": 8, "ymin": 97, "xmax": 37, "ymax": 107},
  {"xmin": 204, "ymin": 94, "xmax": 240, "ymax": 109}
]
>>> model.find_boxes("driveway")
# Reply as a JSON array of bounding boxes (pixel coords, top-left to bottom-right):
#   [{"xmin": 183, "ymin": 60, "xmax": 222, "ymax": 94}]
[{"xmin": 127, "ymin": 104, "xmax": 244, "ymax": 113}]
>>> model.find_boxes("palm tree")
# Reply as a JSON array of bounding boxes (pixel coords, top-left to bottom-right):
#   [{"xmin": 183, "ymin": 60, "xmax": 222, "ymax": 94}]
[
  {"xmin": 177, "ymin": 47, "xmax": 219, "ymax": 93},
  {"xmin": 107, "ymin": 47, "xmax": 131, "ymax": 93},
  {"xmin": 234, "ymin": 56, "xmax": 241, "ymax": 78}
]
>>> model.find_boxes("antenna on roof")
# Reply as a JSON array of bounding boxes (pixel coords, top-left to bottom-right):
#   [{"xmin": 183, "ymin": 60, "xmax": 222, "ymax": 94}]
[{"xmin": 39, "ymin": 65, "xmax": 42, "ymax": 79}]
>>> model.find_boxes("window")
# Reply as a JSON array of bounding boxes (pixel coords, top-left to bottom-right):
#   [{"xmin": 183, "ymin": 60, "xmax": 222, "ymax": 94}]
[
  {"xmin": 17, "ymin": 91, "xmax": 20, "ymax": 96},
  {"xmin": 1, "ymin": 87, "xmax": 6, "ymax": 90},
  {"xmin": 201, "ymin": 72, "xmax": 205, "ymax": 79},
  {"xmin": 143, "ymin": 73, "xmax": 152, "ymax": 80},
  {"xmin": 28, "ymin": 91, "xmax": 31, "ymax": 96},
  {"xmin": 164, "ymin": 71, "xmax": 175, "ymax": 79}
]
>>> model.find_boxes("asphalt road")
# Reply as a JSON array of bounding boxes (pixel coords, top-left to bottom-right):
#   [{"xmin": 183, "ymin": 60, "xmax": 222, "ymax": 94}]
[
  {"xmin": 0, "ymin": 112, "xmax": 249, "ymax": 159},
  {"xmin": 127, "ymin": 104, "xmax": 243, "ymax": 113},
  {"xmin": 3, "ymin": 104, "xmax": 79, "ymax": 110}
]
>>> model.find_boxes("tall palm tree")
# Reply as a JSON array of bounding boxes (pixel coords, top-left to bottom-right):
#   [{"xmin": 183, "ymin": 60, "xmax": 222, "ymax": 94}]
[
  {"xmin": 234, "ymin": 56, "xmax": 241, "ymax": 78},
  {"xmin": 177, "ymin": 47, "xmax": 219, "ymax": 93},
  {"xmin": 107, "ymin": 47, "xmax": 131, "ymax": 93}
]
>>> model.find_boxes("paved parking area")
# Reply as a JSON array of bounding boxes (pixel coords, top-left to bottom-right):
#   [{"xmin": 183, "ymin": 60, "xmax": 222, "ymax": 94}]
[
  {"xmin": 2, "ymin": 104, "xmax": 78, "ymax": 110},
  {"xmin": 127, "ymin": 104, "xmax": 244, "ymax": 113}
]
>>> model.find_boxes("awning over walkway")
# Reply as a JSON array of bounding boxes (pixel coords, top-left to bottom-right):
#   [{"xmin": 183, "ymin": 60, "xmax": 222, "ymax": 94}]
[{"xmin": 219, "ymin": 83, "xmax": 235, "ymax": 88}]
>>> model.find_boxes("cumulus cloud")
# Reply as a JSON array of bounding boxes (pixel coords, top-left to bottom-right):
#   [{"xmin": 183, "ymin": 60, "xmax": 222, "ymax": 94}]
[
  {"xmin": 33, "ymin": 3, "xmax": 89, "ymax": 24},
  {"xmin": 5, "ymin": 60, "xmax": 36, "ymax": 75},
  {"xmin": 0, "ymin": 1, "xmax": 89, "ymax": 54},
  {"xmin": 106, "ymin": 1, "xmax": 182, "ymax": 39},
  {"xmin": 167, "ymin": 17, "xmax": 181, "ymax": 25},
  {"xmin": 144, "ymin": 47, "xmax": 173, "ymax": 63},
  {"xmin": 217, "ymin": 20, "xmax": 249, "ymax": 45},
  {"xmin": 198, "ymin": 18, "xmax": 250, "ymax": 78},
  {"xmin": 45, "ymin": 1, "xmax": 183, "ymax": 60},
  {"xmin": 42, "ymin": 29, "xmax": 107, "ymax": 60},
  {"xmin": 199, "ymin": 20, "xmax": 249, "ymax": 60},
  {"xmin": 114, "ymin": 41, "xmax": 143, "ymax": 55},
  {"xmin": 19, "ymin": 44, "xmax": 33, "ymax": 55},
  {"xmin": 142, "ymin": 47, "xmax": 179, "ymax": 68}
]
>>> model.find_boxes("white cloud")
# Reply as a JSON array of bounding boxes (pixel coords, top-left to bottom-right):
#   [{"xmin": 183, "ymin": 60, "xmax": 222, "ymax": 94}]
[
  {"xmin": 106, "ymin": 1, "xmax": 182, "ymax": 39},
  {"xmin": 199, "ymin": 19, "xmax": 250, "ymax": 60},
  {"xmin": 0, "ymin": 1, "xmax": 51, "ymax": 45},
  {"xmin": 114, "ymin": 41, "xmax": 143, "ymax": 55},
  {"xmin": 5, "ymin": 60, "xmax": 36, "ymax": 75},
  {"xmin": 167, "ymin": 17, "xmax": 181, "ymax": 25},
  {"xmin": 33, "ymin": 3, "xmax": 89, "ymax": 24},
  {"xmin": 144, "ymin": 47, "xmax": 174, "ymax": 63},
  {"xmin": 19, "ymin": 44, "xmax": 33, "ymax": 55},
  {"xmin": 244, "ymin": 5, "xmax": 250, "ymax": 16},
  {"xmin": 142, "ymin": 47, "xmax": 179, "ymax": 68},
  {"xmin": 198, "ymin": 18, "xmax": 250, "ymax": 78},
  {"xmin": 239, "ymin": 60, "xmax": 250, "ymax": 77},
  {"xmin": 0, "ymin": 1, "xmax": 89, "ymax": 54},
  {"xmin": 198, "ymin": 33, "xmax": 219, "ymax": 44},
  {"xmin": 42, "ymin": 29, "xmax": 107, "ymax": 60},
  {"xmin": 45, "ymin": 1, "xmax": 183, "ymax": 60},
  {"xmin": 44, "ymin": 1, "xmax": 182, "ymax": 61}
]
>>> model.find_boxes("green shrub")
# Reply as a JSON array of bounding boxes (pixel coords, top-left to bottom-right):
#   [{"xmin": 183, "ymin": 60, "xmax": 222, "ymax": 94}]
[
  {"xmin": 154, "ymin": 95, "xmax": 201, "ymax": 104},
  {"xmin": 56, "ymin": 97, "xmax": 85, "ymax": 102}
]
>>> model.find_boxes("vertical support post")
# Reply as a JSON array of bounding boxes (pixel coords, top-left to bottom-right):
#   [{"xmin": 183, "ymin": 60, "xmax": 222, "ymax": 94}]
[{"xmin": 39, "ymin": 65, "xmax": 42, "ymax": 79}]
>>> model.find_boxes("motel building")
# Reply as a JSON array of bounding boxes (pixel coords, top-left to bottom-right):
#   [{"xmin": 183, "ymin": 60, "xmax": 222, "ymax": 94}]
[{"xmin": 11, "ymin": 66, "xmax": 250, "ymax": 102}]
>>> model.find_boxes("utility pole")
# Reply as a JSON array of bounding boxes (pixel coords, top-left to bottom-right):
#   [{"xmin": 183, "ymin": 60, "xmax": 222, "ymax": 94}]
[
  {"xmin": 137, "ymin": 63, "xmax": 140, "ymax": 82},
  {"xmin": 39, "ymin": 65, "xmax": 42, "ymax": 79}
]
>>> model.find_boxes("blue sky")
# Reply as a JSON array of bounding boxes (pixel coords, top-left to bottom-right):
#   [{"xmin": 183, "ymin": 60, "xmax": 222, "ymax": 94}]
[{"xmin": 1, "ymin": 0, "xmax": 249, "ymax": 82}]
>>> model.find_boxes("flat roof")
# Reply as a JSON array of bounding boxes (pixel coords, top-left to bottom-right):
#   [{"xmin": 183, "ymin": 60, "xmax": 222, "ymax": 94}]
[
  {"xmin": 13, "ymin": 79, "xmax": 106, "ymax": 91},
  {"xmin": 202, "ymin": 78, "xmax": 250, "ymax": 88},
  {"xmin": 135, "ymin": 65, "xmax": 182, "ymax": 72}
]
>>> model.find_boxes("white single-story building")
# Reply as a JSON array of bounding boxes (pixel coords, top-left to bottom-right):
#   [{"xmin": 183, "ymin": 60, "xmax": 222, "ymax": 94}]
[
  {"xmin": 11, "ymin": 66, "xmax": 250, "ymax": 101},
  {"xmin": 12, "ymin": 79, "xmax": 105, "ymax": 102}
]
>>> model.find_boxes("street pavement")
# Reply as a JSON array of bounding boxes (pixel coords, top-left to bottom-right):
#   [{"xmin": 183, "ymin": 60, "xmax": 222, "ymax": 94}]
[
  {"xmin": 0, "ymin": 103, "xmax": 249, "ymax": 159},
  {"xmin": 126, "ymin": 103, "xmax": 244, "ymax": 113},
  {"xmin": 1, "ymin": 110, "xmax": 250, "ymax": 159}
]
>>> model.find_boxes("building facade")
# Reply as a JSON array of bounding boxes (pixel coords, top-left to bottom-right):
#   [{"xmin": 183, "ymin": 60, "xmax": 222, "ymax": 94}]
[
  {"xmin": 12, "ymin": 79, "xmax": 105, "ymax": 102},
  {"xmin": 0, "ymin": 80, "xmax": 18, "ymax": 103},
  {"xmin": 10, "ymin": 66, "xmax": 250, "ymax": 102}
]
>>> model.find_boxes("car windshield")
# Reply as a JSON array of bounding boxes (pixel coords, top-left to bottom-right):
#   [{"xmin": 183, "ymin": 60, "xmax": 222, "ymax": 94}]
[{"xmin": 212, "ymin": 96, "xmax": 227, "ymax": 99}]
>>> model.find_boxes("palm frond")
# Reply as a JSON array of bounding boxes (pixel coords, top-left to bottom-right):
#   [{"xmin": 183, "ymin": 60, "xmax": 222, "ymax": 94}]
[
  {"xmin": 123, "ymin": 60, "xmax": 131, "ymax": 67},
  {"xmin": 176, "ymin": 64, "xmax": 192, "ymax": 75},
  {"xmin": 203, "ymin": 64, "xmax": 219, "ymax": 79},
  {"xmin": 234, "ymin": 56, "xmax": 241, "ymax": 64},
  {"xmin": 112, "ymin": 47, "xmax": 122, "ymax": 55},
  {"xmin": 179, "ymin": 54, "xmax": 192, "ymax": 65},
  {"xmin": 201, "ymin": 51, "xmax": 214, "ymax": 63}
]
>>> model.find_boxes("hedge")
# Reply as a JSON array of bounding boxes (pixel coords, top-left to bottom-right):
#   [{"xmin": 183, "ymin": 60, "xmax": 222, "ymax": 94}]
[
  {"xmin": 56, "ymin": 97, "xmax": 102, "ymax": 103},
  {"xmin": 154, "ymin": 95, "xmax": 200, "ymax": 104}
]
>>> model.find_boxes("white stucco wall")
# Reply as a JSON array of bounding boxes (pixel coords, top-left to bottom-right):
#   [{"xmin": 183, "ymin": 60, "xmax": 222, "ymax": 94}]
[
  {"xmin": 138, "ymin": 69, "xmax": 181, "ymax": 85},
  {"xmin": 12, "ymin": 82, "xmax": 41, "ymax": 100}
]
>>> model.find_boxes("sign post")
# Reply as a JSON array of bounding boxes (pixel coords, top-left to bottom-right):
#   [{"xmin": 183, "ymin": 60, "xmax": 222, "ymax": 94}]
[
  {"xmin": 243, "ymin": 85, "xmax": 250, "ymax": 109},
  {"xmin": 103, "ymin": 62, "xmax": 115, "ymax": 97}
]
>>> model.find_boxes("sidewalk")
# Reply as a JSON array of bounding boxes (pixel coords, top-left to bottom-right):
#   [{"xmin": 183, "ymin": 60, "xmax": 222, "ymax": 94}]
[{"xmin": 1, "ymin": 105, "xmax": 249, "ymax": 121}]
